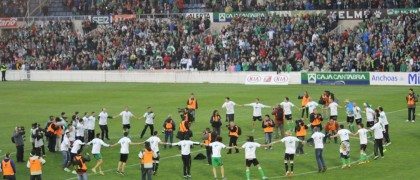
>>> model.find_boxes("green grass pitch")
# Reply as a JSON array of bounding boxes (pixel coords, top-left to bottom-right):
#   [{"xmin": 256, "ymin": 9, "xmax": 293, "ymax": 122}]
[{"xmin": 0, "ymin": 82, "xmax": 418, "ymax": 180}]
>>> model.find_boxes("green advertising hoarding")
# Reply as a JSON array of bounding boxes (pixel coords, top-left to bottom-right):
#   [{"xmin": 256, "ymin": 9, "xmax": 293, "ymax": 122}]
[
  {"xmin": 301, "ymin": 72, "xmax": 370, "ymax": 85},
  {"xmin": 213, "ymin": 12, "xmax": 267, "ymax": 22}
]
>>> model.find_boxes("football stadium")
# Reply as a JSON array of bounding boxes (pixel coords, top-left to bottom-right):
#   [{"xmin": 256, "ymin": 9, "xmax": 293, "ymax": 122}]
[{"xmin": 0, "ymin": 1, "xmax": 419, "ymax": 180}]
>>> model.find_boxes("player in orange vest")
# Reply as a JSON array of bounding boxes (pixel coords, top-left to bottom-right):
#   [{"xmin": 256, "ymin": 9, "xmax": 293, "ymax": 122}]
[
  {"xmin": 163, "ymin": 116, "xmax": 176, "ymax": 149},
  {"xmin": 300, "ymin": 91, "xmax": 310, "ymax": 118},
  {"xmin": 139, "ymin": 142, "xmax": 158, "ymax": 180},
  {"xmin": 294, "ymin": 119, "xmax": 308, "ymax": 155},
  {"xmin": 73, "ymin": 152, "xmax": 90, "ymax": 180},
  {"xmin": 186, "ymin": 93, "xmax": 198, "ymax": 122},
  {"xmin": 262, "ymin": 115, "xmax": 275, "ymax": 150},
  {"xmin": 26, "ymin": 150, "xmax": 46, "ymax": 180},
  {"xmin": 406, "ymin": 88, "xmax": 417, "ymax": 122},
  {"xmin": 1, "ymin": 153, "xmax": 16, "ymax": 180}
]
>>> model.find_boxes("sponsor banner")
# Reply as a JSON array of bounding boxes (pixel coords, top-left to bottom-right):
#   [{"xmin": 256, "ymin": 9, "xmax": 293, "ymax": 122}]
[
  {"xmin": 112, "ymin": 14, "xmax": 136, "ymax": 22},
  {"xmin": 213, "ymin": 12, "xmax": 267, "ymax": 22},
  {"xmin": 245, "ymin": 74, "xmax": 289, "ymax": 85},
  {"xmin": 387, "ymin": 8, "xmax": 420, "ymax": 15},
  {"xmin": 370, "ymin": 72, "xmax": 407, "ymax": 85},
  {"xmin": 370, "ymin": 72, "xmax": 420, "ymax": 86},
  {"xmin": 90, "ymin": 15, "xmax": 112, "ymax": 24},
  {"xmin": 326, "ymin": 9, "xmax": 386, "ymax": 20},
  {"xmin": 185, "ymin": 13, "xmax": 213, "ymax": 22},
  {"xmin": 268, "ymin": 11, "xmax": 292, "ymax": 17},
  {"xmin": 0, "ymin": 17, "xmax": 18, "ymax": 28},
  {"xmin": 408, "ymin": 72, "xmax": 420, "ymax": 86},
  {"xmin": 301, "ymin": 72, "xmax": 370, "ymax": 85},
  {"xmin": 291, "ymin": 10, "xmax": 326, "ymax": 16}
]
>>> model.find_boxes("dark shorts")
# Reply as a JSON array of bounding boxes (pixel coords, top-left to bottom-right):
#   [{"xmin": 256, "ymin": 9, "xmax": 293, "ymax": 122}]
[
  {"xmin": 153, "ymin": 151, "xmax": 160, "ymax": 161},
  {"xmin": 366, "ymin": 121, "xmax": 374, "ymax": 128},
  {"xmin": 253, "ymin": 116, "xmax": 262, "ymax": 121},
  {"xmin": 285, "ymin": 114, "xmax": 292, "ymax": 120},
  {"xmin": 123, "ymin": 124, "xmax": 131, "ymax": 130},
  {"xmin": 226, "ymin": 114, "xmax": 235, "ymax": 122},
  {"xmin": 347, "ymin": 116, "xmax": 354, "ymax": 123},
  {"xmin": 120, "ymin": 153, "xmax": 128, "ymax": 163},
  {"xmin": 284, "ymin": 153, "xmax": 294, "ymax": 161},
  {"xmin": 360, "ymin": 144, "xmax": 367, "ymax": 151},
  {"xmin": 330, "ymin": 116, "xmax": 337, "ymax": 120},
  {"xmin": 340, "ymin": 153, "xmax": 349, "ymax": 159},
  {"xmin": 355, "ymin": 118, "xmax": 362, "ymax": 125},
  {"xmin": 245, "ymin": 158, "xmax": 259, "ymax": 167}
]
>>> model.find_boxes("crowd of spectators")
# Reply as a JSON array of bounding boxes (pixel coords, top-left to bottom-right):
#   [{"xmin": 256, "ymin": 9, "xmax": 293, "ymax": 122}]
[
  {"xmin": 0, "ymin": 17, "xmax": 211, "ymax": 70},
  {"xmin": 210, "ymin": 0, "xmax": 420, "ymax": 12},
  {"xmin": 63, "ymin": 0, "xmax": 186, "ymax": 15},
  {"xmin": 0, "ymin": 0, "xmax": 27, "ymax": 17},
  {"xmin": 0, "ymin": 13, "xmax": 418, "ymax": 72}
]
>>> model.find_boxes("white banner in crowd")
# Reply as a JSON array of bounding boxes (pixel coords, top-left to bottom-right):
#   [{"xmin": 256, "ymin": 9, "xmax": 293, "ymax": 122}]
[
  {"xmin": 245, "ymin": 73, "xmax": 289, "ymax": 85},
  {"xmin": 370, "ymin": 72, "xmax": 420, "ymax": 86}
]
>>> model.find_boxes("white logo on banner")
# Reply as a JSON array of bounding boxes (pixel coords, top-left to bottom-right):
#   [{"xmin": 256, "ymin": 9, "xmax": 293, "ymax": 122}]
[{"xmin": 245, "ymin": 74, "xmax": 289, "ymax": 85}]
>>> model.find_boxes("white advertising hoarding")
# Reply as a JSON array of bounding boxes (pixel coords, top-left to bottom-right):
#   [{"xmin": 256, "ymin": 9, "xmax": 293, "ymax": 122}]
[
  {"xmin": 245, "ymin": 73, "xmax": 289, "ymax": 85},
  {"xmin": 370, "ymin": 72, "xmax": 420, "ymax": 86}
]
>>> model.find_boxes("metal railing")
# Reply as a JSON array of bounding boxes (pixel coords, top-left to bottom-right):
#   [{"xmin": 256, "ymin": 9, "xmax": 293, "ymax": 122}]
[{"xmin": 28, "ymin": 0, "xmax": 50, "ymax": 17}]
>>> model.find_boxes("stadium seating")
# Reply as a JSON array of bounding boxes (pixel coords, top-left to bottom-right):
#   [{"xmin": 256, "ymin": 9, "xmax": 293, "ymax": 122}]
[
  {"xmin": 209, "ymin": 0, "xmax": 418, "ymax": 12},
  {"xmin": 0, "ymin": 12, "xmax": 418, "ymax": 72},
  {"xmin": 0, "ymin": 0, "xmax": 28, "ymax": 17}
]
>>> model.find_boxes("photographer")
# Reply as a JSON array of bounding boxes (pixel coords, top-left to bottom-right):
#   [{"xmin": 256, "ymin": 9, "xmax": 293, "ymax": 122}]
[
  {"xmin": 210, "ymin": 110, "xmax": 222, "ymax": 136},
  {"xmin": 294, "ymin": 119, "xmax": 308, "ymax": 155},
  {"xmin": 310, "ymin": 109, "xmax": 323, "ymax": 132},
  {"xmin": 12, "ymin": 126, "xmax": 26, "ymax": 162},
  {"xmin": 46, "ymin": 118, "xmax": 59, "ymax": 152},
  {"xmin": 406, "ymin": 88, "xmax": 417, "ymax": 122},
  {"xmin": 33, "ymin": 126, "xmax": 45, "ymax": 157}
]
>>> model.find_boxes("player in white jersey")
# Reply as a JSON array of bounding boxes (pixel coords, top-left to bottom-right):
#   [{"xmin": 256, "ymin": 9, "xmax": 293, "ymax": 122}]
[
  {"xmin": 222, "ymin": 97, "xmax": 240, "ymax": 122},
  {"xmin": 305, "ymin": 99, "xmax": 319, "ymax": 115},
  {"xmin": 86, "ymin": 112, "xmax": 96, "ymax": 142},
  {"xmin": 353, "ymin": 102, "xmax": 363, "ymax": 125},
  {"xmin": 140, "ymin": 107, "xmax": 156, "ymax": 139},
  {"xmin": 331, "ymin": 125, "xmax": 353, "ymax": 168},
  {"xmin": 327, "ymin": 101, "xmax": 341, "ymax": 120},
  {"xmin": 369, "ymin": 118, "xmax": 385, "ymax": 160},
  {"xmin": 378, "ymin": 107, "xmax": 391, "ymax": 146},
  {"xmin": 273, "ymin": 131, "xmax": 302, "ymax": 176},
  {"xmin": 239, "ymin": 136, "xmax": 269, "ymax": 180},
  {"xmin": 280, "ymin": 97, "xmax": 295, "ymax": 121},
  {"xmin": 98, "ymin": 108, "xmax": 111, "ymax": 140},
  {"xmin": 363, "ymin": 103, "xmax": 376, "ymax": 128},
  {"xmin": 87, "ymin": 133, "xmax": 110, "ymax": 175},
  {"xmin": 170, "ymin": 136, "xmax": 201, "ymax": 178},
  {"xmin": 353, "ymin": 124, "xmax": 369, "ymax": 164},
  {"xmin": 144, "ymin": 131, "xmax": 166, "ymax": 175},
  {"xmin": 111, "ymin": 132, "xmax": 142, "ymax": 176},
  {"xmin": 114, "ymin": 106, "xmax": 137, "ymax": 132},
  {"xmin": 243, "ymin": 98, "xmax": 271, "ymax": 132},
  {"xmin": 207, "ymin": 136, "xmax": 234, "ymax": 180}
]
